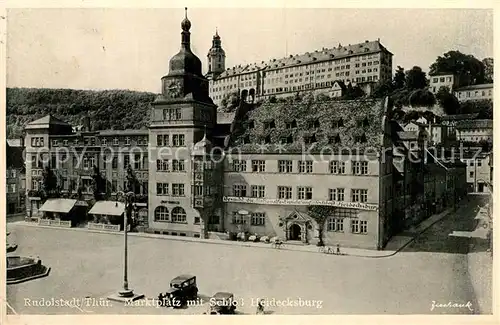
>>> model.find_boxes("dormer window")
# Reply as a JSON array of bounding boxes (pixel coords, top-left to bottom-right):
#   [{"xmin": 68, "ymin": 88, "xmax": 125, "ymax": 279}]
[
  {"xmin": 280, "ymin": 136, "xmax": 293, "ymax": 144},
  {"xmin": 357, "ymin": 117, "xmax": 370, "ymax": 127},
  {"xmin": 285, "ymin": 120, "xmax": 297, "ymax": 129},
  {"xmin": 355, "ymin": 133, "xmax": 367, "ymax": 143},
  {"xmin": 304, "ymin": 134, "xmax": 317, "ymax": 144},
  {"xmin": 264, "ymin": 120, "xmax": 276, "ymax": 130},
  {"xmin": 329, "ymin": 134, "xmax": 341, "ymax": 144},
  {"xmin": 333, "ymin": 119, "xmax": 344, "ymax": 128}
]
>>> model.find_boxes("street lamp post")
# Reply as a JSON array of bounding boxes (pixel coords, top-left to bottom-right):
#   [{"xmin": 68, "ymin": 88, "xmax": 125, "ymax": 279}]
[{"xmin": 108, "ymin": 190, "xmax": 144, "ymax": 303}]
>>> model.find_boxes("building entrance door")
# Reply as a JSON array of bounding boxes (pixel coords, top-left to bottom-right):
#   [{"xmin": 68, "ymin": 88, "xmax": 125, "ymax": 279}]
[
  {"xmin": 478, "ymin": 183, "xmax": 485, "ymax": 192},
  {"xmin": 289, "ymin": 224, "xmax": 302, "ymax": 241}
]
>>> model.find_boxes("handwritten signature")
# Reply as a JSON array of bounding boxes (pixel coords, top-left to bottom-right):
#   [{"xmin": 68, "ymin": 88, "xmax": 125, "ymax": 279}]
[{"xmin": 431, "ymin": 300, "xmax": 474, "ymax": 312}]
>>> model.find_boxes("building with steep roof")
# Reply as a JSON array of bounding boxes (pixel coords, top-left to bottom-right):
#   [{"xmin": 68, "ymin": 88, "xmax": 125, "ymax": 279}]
[{"xmin": 207, "ymin": 34, "xmax": 393, "ymax": 106}]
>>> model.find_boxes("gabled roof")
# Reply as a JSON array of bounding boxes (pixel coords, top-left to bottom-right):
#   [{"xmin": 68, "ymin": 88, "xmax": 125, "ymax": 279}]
[
  {"xmin": 26, "ymin": 114, "xmax": 71, "ymax": 127},
  {"xmin": 441, "ymin": 113, "xmax": 479, "ymax": 121},
  {"xmin": 6, "ymin": 139, "xmax": 22, "ymax": 147},
  {"xmin": 455, "ymin": 119, "xmax": 493, "ymax": 130},
  {"xmin": 215, "ymin": 40, "xmax": 390, "ymax": 79},
  {"xmin": 455, "ymin": 83, "xmax": 493, "ymax": 91}
]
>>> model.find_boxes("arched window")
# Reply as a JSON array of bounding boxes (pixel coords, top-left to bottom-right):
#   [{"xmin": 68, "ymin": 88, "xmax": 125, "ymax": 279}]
[
  {"xmin": 171, "ymin": 207, "xmax": 187, "ymax": 223},
  {"xmin": 154, "ymin": 206, "xmax": 169, "ymax": 222}
]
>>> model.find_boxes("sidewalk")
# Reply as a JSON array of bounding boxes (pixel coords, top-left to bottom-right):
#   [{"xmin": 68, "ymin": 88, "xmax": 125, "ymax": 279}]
[{"xmin": 10, "ymin": 207, "xmax": 455, "ymax": 258}]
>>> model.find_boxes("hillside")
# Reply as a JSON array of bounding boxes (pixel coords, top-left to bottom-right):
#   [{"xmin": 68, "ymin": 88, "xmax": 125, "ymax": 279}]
[{"xmin": 6, "ymin": 88, "xmax": 157, "ymax": 138}]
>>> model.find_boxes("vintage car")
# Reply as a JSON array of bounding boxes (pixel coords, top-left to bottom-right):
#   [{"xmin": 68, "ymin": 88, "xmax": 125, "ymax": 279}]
[
  {"xmin": 208, "ymin": 292, "xmax": 237, "ymax": 314},
  {"xmin": 158, "ymin": 274, "xmax": 198, "ymax": 308}
]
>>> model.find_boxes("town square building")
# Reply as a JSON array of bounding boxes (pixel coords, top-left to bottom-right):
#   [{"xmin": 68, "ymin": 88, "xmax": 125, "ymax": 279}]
[{"xmin": 21, "ymin": 10, "xmax": 468, "ymax": 250}]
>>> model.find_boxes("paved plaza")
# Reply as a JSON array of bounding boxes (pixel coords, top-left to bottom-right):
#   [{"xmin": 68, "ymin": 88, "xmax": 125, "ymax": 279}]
[{"xmin": 6, "ymin": 196, "xmax": 489, "ymax": 315}]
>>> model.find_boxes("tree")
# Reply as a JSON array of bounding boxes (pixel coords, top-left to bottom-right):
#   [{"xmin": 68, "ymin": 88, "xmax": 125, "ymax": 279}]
[
  {"xmin": 342, "ymin": 84, "xmax": 365, "ymax": 100},
  {"xmin": 408, "ymin": 89, "xmax": 436, "ymax": 107},
  {"xmin": 405, "ymin": 66, "xmax": 427, "ymax": 90},
  {"xmin": 435, "ymin": 86, "xmax": 460, "ymax": 115},
  {"xmin": 482, "ymin": 58, "xmax": 493, "ymax": 83},
  {"xmin": 91, "ymin": 165, "xmax": 106, "ymax": 201},
  {"xmin": 307, "ymin": 205, "xmax": 336, "ymax": 247},
  {"xmin": 41, "ymin": 166, "xmax": 58, "ymax": 199},
  {"xmin": 125, "ymin": 164, "xmax": 140, "ymax": 194},
  {"xmin": 429, "ymin": 51, "xmax": 485, "ymax": 86},
  {"xmin": 393, "ymin": 66, "xmax": 406, "ymax": 89},
  {"xmin": 371, "ymin": 81, "xmax": 393, "ymax": 98}
]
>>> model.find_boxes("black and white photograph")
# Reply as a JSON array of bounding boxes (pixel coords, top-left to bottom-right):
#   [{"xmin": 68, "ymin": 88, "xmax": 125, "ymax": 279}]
[{"xmin": 2, "ymin": 2, "xmax": 497, "ymax": 321}]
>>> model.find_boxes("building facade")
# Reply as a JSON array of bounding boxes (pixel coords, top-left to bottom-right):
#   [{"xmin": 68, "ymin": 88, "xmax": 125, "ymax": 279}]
[
  {"xmin": 429, "ymin": 73, "xmax": 459, "ymax": 94},
  {"xmin": 453, "ymin": 83, "xmax": 493, "ymax": 102},
  {"xmin": 6, "ymin": 141, "xmax": 26, "ymax": 215},
  {"xmin": 207, "ymin": 33, "xmax": 393, "ymax": 106},
  {"xmin": 23, "ymin": 115, "xmax": 150, "ymax": 220},
  {"xmin": 455, "ymin": 119, "xmax": 493, "ymax": 142}
]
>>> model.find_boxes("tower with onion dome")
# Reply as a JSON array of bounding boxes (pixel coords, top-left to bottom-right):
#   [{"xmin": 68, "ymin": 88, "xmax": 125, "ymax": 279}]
[{"xmin": 148, "ymin": 8, "xmax": 220, "ymax": 239}]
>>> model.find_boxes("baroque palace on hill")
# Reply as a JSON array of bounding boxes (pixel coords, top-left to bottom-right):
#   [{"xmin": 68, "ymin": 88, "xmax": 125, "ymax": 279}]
[
  {"xmin": 206, "ymin": 30, "xmax": 393, "ymax": 106},
  {"xmin": 23, "ymin": 10, "xmax": 467, "ymax": 250}
]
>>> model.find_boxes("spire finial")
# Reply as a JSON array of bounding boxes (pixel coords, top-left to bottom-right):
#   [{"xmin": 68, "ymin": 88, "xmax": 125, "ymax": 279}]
[
  {"xmin": 185, "ymin": 7, "xmax": 188, "ymax": 18},
  {"xmin": 216, "ymin": 27, "xmax": 218, "ymax": 36}
]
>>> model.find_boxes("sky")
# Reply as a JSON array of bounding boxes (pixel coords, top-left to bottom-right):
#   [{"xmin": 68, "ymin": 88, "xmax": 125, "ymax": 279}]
[{"xmin": 6, "ymin": 8, "xmax": 494, "ymax": 94}]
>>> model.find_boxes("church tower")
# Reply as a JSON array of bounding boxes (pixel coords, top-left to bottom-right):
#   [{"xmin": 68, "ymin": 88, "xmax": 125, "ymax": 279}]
[
  {"xmin": 206, "ymin": 29, "xmax": 225, "ymax": 79},
  {"xmin": 148, "ymin": 8, "xmax": 219, "ymax": 239}
]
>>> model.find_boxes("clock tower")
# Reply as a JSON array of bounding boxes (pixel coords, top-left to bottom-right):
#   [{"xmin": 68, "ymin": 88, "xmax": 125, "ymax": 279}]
[{"xmin": 148, "ymin": 8, "xmax": 220, "ymax": 239}]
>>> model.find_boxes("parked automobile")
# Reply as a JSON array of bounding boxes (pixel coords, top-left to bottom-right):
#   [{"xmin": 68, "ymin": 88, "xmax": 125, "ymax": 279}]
[
  {"xmin": 158, "ymin": 274, "xmax": 198, "ymax": 308},
  {"xmin": 208, "ymin": 292, "xmax": 237, "ymax": 314}
]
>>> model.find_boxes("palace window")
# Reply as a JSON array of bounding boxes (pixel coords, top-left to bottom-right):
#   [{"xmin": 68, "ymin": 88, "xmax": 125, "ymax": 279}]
[
  {"xmin": 251, "ymin": 160, "xmax": 266, "ymax": 172},
  {"xmin": 329, "ymin": 188, "xmax": 345, "ymax": 201},
  {"xmin": 157, "ymin": 134, "xmax": 169, "ymax": 146},
  {"xmin": 172, "ymin": 184, "xmax": 185, "ymax": 196},
  {"xmin": 232, "ymin": 212, "xmax": 247, "ymax": 225},
  {"xmin": 251, "ymin": 185, "xmax": 265, "ymax": 198},
  {"xmin": 101, "ymin": 138, "xmax": 107, "ymax": 146},
  {"xmin": 112, "ymin": 157, "xmax": 118, "ymax": 169},
  {"xmin": 233, "ymin": 184, "xmax": 247, "ymax": 197},
  {"xmin": 297, "ymin": 186, "xmax": 313, "ymax": 200},
  {"xmin": 172, "ymin": 159, "xmax": 185, "ymax": 172},
  {"xmin": 298, "ymin": 161, "xmax": 313, "ymax": 173},
  {"xmin": 278, "ymin": 186, "xmax": 292, "ymax": 199},
  {"xmin": 327, "ymin": 218, "xmax": 344, "ymax": 232},
  {"xmin": 329, "ymin": 161, "xmax": 346, "ymax": 174},
  {"xmin": 232, "ymin": 159, "xmax": 247, "ymax": 172},
  {"xmin": 171, "ymin": 207, "xmax": 187, "ymax": 223},
  {"xmin": 156, "ymin": 183, "xmax": 169, "ymax": 195},
  {"xmin": 352, "ymin": 189, "xmax": 368, "ymax": 202},
  {"xmin": 352, "ymin": 161, "xmax": 369, "ymax": 175},
  {"xmin": 172, "ymin": 134, "xmax": 185, "ymax": 147},
  {"xmin": 113, "ymin": 138, "xmax": 119, "ymax": 146},
  {"xmin": 278, "ymin": 160, "xmax": 293, "ymax": 173},
  {"xmin": 251, "ymin": 213, "xmax": 266, "ymax": 226}
]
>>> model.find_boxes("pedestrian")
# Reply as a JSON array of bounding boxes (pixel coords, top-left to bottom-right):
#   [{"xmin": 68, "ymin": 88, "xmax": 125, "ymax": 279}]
[{"xmin": 336, "ymin": 244, "xmax": 340, "ymax": 255}]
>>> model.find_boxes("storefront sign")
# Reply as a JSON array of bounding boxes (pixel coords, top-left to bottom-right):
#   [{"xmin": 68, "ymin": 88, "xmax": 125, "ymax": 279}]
[
  {"xmin": 222, "ymin": 196, "xmax": 379, "ymax": 211},
  {"xmin": 161, "ymin": 200, "xmax": 180, "ymax": 205}
]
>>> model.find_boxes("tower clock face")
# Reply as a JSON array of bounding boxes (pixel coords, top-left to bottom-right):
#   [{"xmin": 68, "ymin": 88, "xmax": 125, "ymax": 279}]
[{"xmin": 165, "ymin": 80, "xmax": 182, "ymax": 98}]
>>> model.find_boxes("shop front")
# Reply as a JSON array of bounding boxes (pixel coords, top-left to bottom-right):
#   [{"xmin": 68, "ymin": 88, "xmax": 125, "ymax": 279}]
[
  {"xmin": 87, "ymin": 201, "xmax": 126, "ymax": 231},
  {"xmin": 38, "ymin": 198, "xmax": 78, "ymax": 227}
]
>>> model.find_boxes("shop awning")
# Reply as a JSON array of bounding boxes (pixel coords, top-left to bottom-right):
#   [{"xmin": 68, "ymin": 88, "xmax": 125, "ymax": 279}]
[
  {"xmin": 39, "ymin": 199, "xmax": 77, "ymax": 213},
  {"xmin": 88, "ymin": 201, "xmax": 125, "ymax": 216}
]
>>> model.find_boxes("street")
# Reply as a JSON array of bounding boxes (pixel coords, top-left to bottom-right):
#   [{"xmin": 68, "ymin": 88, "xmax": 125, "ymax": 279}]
[{"xmin": 6, "ymin": 196, "xmax": 488, "ymax": 315}]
